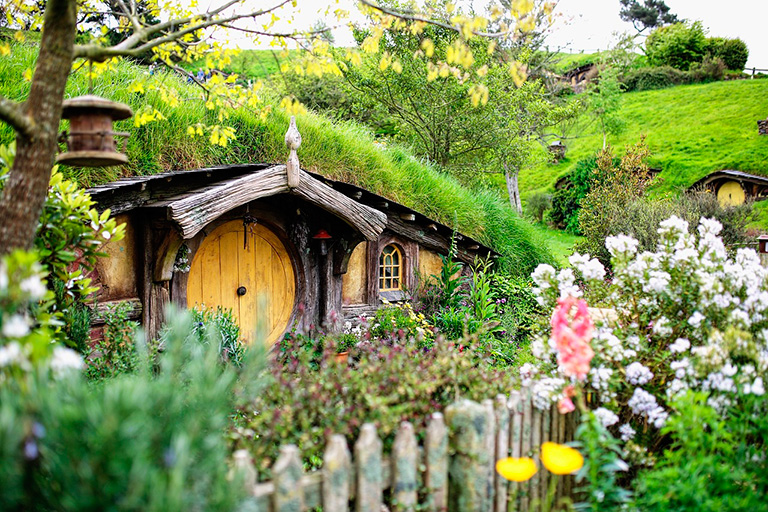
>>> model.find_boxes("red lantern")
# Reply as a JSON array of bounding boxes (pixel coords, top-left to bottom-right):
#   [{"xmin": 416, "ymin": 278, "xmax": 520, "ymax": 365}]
[{"xmin": 312, "ymin": 229, "xmax": 332, "ymax": 256}]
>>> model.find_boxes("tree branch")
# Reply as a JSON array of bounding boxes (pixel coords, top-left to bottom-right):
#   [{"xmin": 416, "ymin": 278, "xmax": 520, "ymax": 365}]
[{"xmin": 0, "ymin": 97, "xmax": 35, "ymax": 138}]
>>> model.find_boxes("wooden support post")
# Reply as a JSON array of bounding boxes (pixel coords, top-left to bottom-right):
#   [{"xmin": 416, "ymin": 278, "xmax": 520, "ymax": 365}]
[
  {"xmin": 541, "ymin": 404, "xmax": 553, "ymax": 504},
  {"xmin": 483, "ymin": 399, "xmax": 497, "ymax": 507},
  {"xmin": 531, "ymin": 405, "xmax": 543, "ymax": 507},
  {"xmin": 323, "ymin": 435, "xmax": 352, "ymax": 511},
  {"xmin": 425, "ymin": 413, "xmax": 448, "ymax": 512},
  {"xmin": 355, "ymin": 423, "xmax": 383, "ymax": 512},
  {"xmin": 445, "ymin": 399, "xmax": 491, "ymax": 512},
  {"xmin": 508, "ymin": 391, "xmax": 523, "ymax": 511},
  {"xmin": 272, "ymin": 445, "xmax": 304, "ymax": 511},
  {"xmin": 392, "ymin": 421, "xmax": 418, "ymax": 510},
  {"xmin": 494, "ymin": 395, "xmax": 510, "ymax": 512},
  {"xmin": 519, "ymin": 391, "xmax": 533, "ymax": 511}
]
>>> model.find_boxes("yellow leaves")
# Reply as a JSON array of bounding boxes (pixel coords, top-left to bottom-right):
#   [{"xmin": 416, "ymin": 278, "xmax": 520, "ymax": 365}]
[
  {"xmin": 209, "ymin": 125, "xmax": 236, "ymax": 147},
  {"xmin": 496, "ymin": 457, "xmax": 537, "ymax": 482},
  {"xmin": 0, "ymin": 44, "xmax": 10, "ymax": 57},
  {"xmin": 391, "ymin": 60, "xmax": 403, "ymax": 74},
  {"xmin": 128, "ymin": 82, "xmax": 145, "ymax": 94},
  {"xmin": 13, "ymin": 31, "xmax": 25, "ymax": 42},
  {"xmin": 420, "ymin": 39, "xmax": 435, "ymax": 58},
  {"xmin": 22, "ymin": 68, "xmax": 32, "ymax": 82},
  {"xmin": 468, "ymin": 84, "xmax": 489, "ymax": 107},
  {"xmin": 541, "ymin": 442, "xmax": 584, "ymax": 475},
  {"xmin": 134, "ymin": 107, "xmax": 165, "ymax": 127},
  {"xmin": 517, "ymin": 14, "xmax": 536, "ymax": 33},
  {"xmin": 346, "ymin": 50, "xmax": 363, "ymax": 68},
  {"xmin": 509, "ymin": 61, "xmax": 528, "ymax": 87},
  {"xmin": 409, "ymin": 21, "xmax": 426, "ymax": 36},
  {"xmin": 476, "ymin": 65, "xmax": 488, "ymax": 78},
  {"xmin": 279, "ymin": 96, "xmax": 306, "ymax": 116},
  {"xmin": 438, "ymin": 62, "xmax": 451, "ymax": 78},
  {"xmin": 511, "ymin": 0, "xmax": 535, "ymax": 17},
  {"xmin": 378, "ymin": 52, "xmax": 391, "ymax": 72},
  {"xmin": 446, "ymin": 41, "xmax": 474, "ymax": 69},
  {"xmin": 426, "ymin": 62, "xmax": 439, "ymax": 82}
]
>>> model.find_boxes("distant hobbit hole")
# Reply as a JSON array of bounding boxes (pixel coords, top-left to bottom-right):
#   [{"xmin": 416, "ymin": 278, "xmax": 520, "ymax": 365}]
[
  {"xmin": 186, "ymin": 220, "xmax": 296, "ymax": 346},
  {"xmin": 379, "ymin": 244, "xmax": 403, "ymax": 292},
  {"xmin": 717, "ymin": 180, "xmax": 745, "ymax": 206}
]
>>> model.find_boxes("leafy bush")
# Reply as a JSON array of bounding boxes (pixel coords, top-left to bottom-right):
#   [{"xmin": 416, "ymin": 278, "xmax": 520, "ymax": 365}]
[
  {"xmin": 686, "ymin": 56, "xmax": 726, "ymax": 84},
  {"xmin": 705, "ymin": 37, "xmax": 749, "ymax": 71},
  {"xmin": 548, "ymin": 156, "xmax": 602, "ymax": 234},
  {"xmin": 189, "ymin": 305, "xmax": 244, "ymax": 367},
  {"xmin": 232, "ymin": 336, "xmax": 514, "ymax": 479},
  {"xmin": 633, "ymin": 392, "xmax": 768, "ymax": 511},
  {"xmin": 525, "ymin": 191, "xmax": 552, "ymax": 224},
  {"xmin": 490, "ymin": 274, "xmax": 547, "ymax": 367},
  {"xmin": 530, "ymin": 215, "xmax": 768, "ymax": 464},
  {"xmin": 369, "ymin": 301, "xmax": 436, "ymax": 348},
  {"xmin": 645, "ymin": 21, "xmax": 708, "ymax": 70},
  {"xmin": 576, "ymin": 142, "xmax": 752, "ymax": 268},
  {"xmin": 0, "ymin": 143, "xmax": 125, "ymax": 350},
  {"xmin": 0, "ymin": 307, "xmax": 262, "ymax": 511},
  {"xmin": 621, "ymin": 65, "xmax": 686, "ymax": 92},
  {"xmin": 84, "ymin": 301, "xmax": 140, "ymax": 381}
]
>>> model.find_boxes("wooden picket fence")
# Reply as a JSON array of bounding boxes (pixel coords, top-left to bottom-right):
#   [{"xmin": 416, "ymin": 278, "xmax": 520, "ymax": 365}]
[{"xmin": 233, "ymin": 389, "xmax": 579, "ymax": 511}]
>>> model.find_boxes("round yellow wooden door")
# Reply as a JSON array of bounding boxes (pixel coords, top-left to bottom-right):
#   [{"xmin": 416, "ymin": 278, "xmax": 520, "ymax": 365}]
[{"xmin": 187, "ymin": 220, "xmax": 295, "ymax": 345}]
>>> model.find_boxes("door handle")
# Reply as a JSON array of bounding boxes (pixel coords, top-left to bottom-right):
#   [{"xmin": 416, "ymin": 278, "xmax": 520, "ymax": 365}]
[{"xmin": 237, "ymin": 286, "xmax": 247, "ymax": 296}]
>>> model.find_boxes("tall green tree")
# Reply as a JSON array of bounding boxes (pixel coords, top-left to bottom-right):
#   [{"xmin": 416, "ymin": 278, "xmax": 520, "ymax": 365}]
[{"xmin": 619, "ymin": 0, "xmax": 678, "ymax": 34}]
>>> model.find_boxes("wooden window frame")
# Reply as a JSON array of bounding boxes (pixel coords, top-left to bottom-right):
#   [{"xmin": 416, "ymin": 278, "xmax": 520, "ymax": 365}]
[
  {"xmin": 379, "ymin": 244, "xmax": 403, "ymax": 291},
  {"xmin": 366, "ymin": 234, "xmax": 417, "ymax": 303}
]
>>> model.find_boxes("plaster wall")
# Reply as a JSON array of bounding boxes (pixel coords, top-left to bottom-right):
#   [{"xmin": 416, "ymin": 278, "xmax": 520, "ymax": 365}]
[
  {"xmin": 342, "ymin": 242, "xmax": 368, "ymax": 304},
  {"xmin": 93, "ymin": 213, "xmax": 138, "ymax": 301}
]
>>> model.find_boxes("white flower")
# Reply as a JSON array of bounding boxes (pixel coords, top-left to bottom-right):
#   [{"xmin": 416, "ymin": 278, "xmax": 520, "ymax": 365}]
[
  {"xmin": 658, "ymin": 215, "xmax": 689, "ymax": 239},
  {"xmin": 628, "ymin": 388, "xmax": 658, "ymax": 415},
  {"xmin": 0, "ymin": 341, "xmax": 23, "ymax": 367},
  {"xmin": 530, "ymin": 377, "xmax": 565, "ymax": 410},
  {"xmin": 670, "ymin": 359, "xmax": 690, "ymax": 380},
  {"xmin": 531, "ymin": 264, "xmax": 556, "ymax": 289},
  {"xmin": 652, "ymin": 316, "xmax": 672, "ymax": 337},
  {"xmin": 643, "ymin": 270, "xmax": 671, "ymax": 294},
  {"xmin": 666, "ymin": 379, "xmax": 688, "ymax": 398},
  {"xmin": 102, "ymin": 230, "xmax": 112, "ymax": 240},
  {"xmin": 605, "ymin": 234, "xmax": 639, "ymax": 258},
  {"xmin": 625, "ymin": 362, "xmax": 653, "ymax": 385},
  {"xmin": 594, "ymin": 407, "xmax": 619, "ymax": 427},
  {"xmin": 647, "ymin": 406, "xmax": 668, "ymax": 428},
  {"xmin": 697, "ymin": 217, "xmax": 722, "ymax": 237},
  {"xmin": 557, "ymin": 268, "xmax": 581, "ymax": 298},
  {"xmin": 619, "ymin": 423, "xmax": 636, "ymax": 441},
  {"xmin": 688, "ymin": 312, "xmax": 705, "ymax": 329},
  {"xmin": 669, "ymin": 338, "xmax": 690, "ymax": 354},
  {"xmin": 519, "ymin": 363, "xmax": 538, "ymax": 387},
  {"xmin": 744, "ymin": 377, "xmax": 765, "ymax": 396},
  {"xmin": 50, "ymin": 346, "xmax": 84, "ymax": 376},
  {"xmin": 19, "ymin": 276, "xmax": 46, "ymax": 300},
  {"xmin": 570, "ymin": 253, "xmax": 606, "ymax": 281},
  {"xmin": 2, "ymin": 315, "xmax": 30, "ymax": 338}
]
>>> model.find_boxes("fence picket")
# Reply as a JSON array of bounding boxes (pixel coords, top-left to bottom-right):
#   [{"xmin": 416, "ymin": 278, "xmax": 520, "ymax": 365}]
[
  {"xmin": 355, "ymin": 423, "xmax": 383, "ymax": 512},
  {"xmin": 494, "ymin": 394, "xmax": 510, "ymax": 512},
  {"xmin": 392, "ymin": 421, "xmax": 418, "ymax": 510},
  {"xmin": 483, "ymin": 398, "xmax": 496, "ymax": 507},
  {"xmin": 425, "ymin": 413, "xmax": 448, "ymax": 512},
  {"xmin": 445, "ymin": 399, "xmax": 490, "ymax": 511},
  {"xmin": 520, "ymin": 391, "xmax": 533, "ymax": 511},
  {"xmin": 531, "ymin": 405, "xmax": 543, "ymax": 507},
  {"xmin": 272, "ymin": 445, "xmax": 304, "ymax": 512},
  {"xmin": 541, "ymin": 404, "xmax": 552, "ymax": 504},
  {"xmin": 323, "ymin": 434, "xmax": 351, "ymax": 511}
]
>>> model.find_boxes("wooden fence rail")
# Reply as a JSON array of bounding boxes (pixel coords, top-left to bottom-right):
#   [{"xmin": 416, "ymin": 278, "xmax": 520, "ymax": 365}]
[{"xmin": 236, "ymin": 389, "xmax": 579, "ymax": 511}]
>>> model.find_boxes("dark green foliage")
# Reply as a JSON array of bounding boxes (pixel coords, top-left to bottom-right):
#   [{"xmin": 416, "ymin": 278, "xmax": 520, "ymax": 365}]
[
  {"xmin": 645, "ymin": 22, "xmax": 707, "ymax": 70},
  {"xmin": 621, "ymin": 65, "xmax": 686, "ymax": 92},
  {"xmin": 706, "ymin": 37, "xmax": 749, "ymax": 71},
  {"xmin": 188, "ymin": 305, "xmax": 244, "ymax": 367},
  {"xmin": 633, "ymin": 392, "xmax": 768, "ymax": 512},
  {"xmin": 574, "ymin": 412, "xmax": 632, "ymax": 511},
  {"xmin": 525, "ymin": 191, "xmax": 552, "ymax": 224},
  {"xmin": 489, "ymin": 275, "xmax": 546, "ymax": 367},
  {"xmin": 85, "ymin": 301, "xmax": 139, "ymax": 381},
  {"xmin": 232, "ymin": 337, "xmax": 514, "ymax": 479},
  {"xmin": 576, "ymin": 143, "xmax": 753, "ymax": 267},
  {"xmin": 0, "ymin": 308, "xmax": 261, "ymax": 511},
  {"xmin": 548, "ymin": 156, "xmax": 601, "ymax": 234},
  {"xmin": 619, "ymin": 0, "xmax": 678, "ymax": 33}
]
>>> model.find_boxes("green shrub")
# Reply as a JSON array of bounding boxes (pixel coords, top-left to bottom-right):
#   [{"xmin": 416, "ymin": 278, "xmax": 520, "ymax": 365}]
[
  {"xmin": 633, "ymin": 392, "xmax": 768, "ymax": 512},
  {"xmin": 232, "ymin": 336, "xmax": 514, "ymax": 479},
  {"xmin": 85, "ymin": 301, "xmax": 140, "ymax": 381},
  {"xmin": 189, "ymin": 305, "xmax": 244, "ymax": 367},
  {"xmin": 490, "ymin": 275, "xmax": 546, "ymax": 368},
  {"xmin": 645, "ymin": 21, "xmax": 708, "ymax": 71},
  {"xmin": 687, "ymin": 56, "xmax": 726, "ymax": 84},
  {"xmin": 0, "ymin": 307, "xmax": 262, "ymax": 511},
  {"xmin": 706, "ymin": 37, "xmax": 749, "ymax": 71},
  {"xmin": 621, "ymin": 66, "xmax": 686, "ymax": 92},
  {"xmin": 525, "ymin": 191, "xmax": 552, "ymax": 224},
  {"xmin": 548, "ymin": 156, "xmax": 602, "ymax": 234}
]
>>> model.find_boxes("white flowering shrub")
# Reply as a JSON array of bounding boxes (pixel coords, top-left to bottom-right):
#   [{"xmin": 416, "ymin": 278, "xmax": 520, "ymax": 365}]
[
  {"xmin": 529, "ymin": 216, "xmax": 768, "ymax": 452},
  {"xmin": 0, "ymin": 251, "xmax": 82, "ymax": 383}
]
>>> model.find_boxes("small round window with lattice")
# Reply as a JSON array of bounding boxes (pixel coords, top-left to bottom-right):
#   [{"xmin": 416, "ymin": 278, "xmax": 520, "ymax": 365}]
[{"xmin": 379, "ymin": 244, "xmax": 403, "ymax": 291}]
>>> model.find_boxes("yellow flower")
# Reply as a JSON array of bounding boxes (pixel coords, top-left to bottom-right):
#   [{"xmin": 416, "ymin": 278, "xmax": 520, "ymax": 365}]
[
  {"xmin": 496, "ymin": 457, "xmax": 537, "ymax": 482},
  {"xmin": 540, "ymin": 442, "xmax": 584, "ymax": 475}
]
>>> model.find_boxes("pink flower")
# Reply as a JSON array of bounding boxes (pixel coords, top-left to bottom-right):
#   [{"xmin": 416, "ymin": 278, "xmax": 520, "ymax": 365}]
[
  {"xmin": 551, "ymin": 297, "xmax": 595, "ymax": 381},
  {"xmin": 558, "ymin": 396, "xmax": 575, "ymax": 414}
]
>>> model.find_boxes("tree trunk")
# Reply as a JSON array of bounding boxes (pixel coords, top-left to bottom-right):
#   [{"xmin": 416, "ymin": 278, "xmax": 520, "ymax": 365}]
[
  {"xmin": 0, "ymin": 0, "xmax": 76, "ymax": 253},
  {"xmin": 503, "ymin": 164, "xmax": 522, "ymax": 215}
]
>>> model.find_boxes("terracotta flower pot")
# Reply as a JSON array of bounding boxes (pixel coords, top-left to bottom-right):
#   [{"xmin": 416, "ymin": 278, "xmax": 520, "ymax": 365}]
[{"xmin": 335, "ymin": 351, "xmax": 349, "ymax": 363}]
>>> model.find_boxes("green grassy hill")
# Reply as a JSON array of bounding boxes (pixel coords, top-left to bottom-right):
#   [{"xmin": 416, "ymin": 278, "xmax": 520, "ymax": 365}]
[
  {"xmin": 0, "ymin": 43, "xmax": 554, "ymax": 275},
  {"xmin": 521, "ymin": 79, "xmax": 768, "ymax": 198}
]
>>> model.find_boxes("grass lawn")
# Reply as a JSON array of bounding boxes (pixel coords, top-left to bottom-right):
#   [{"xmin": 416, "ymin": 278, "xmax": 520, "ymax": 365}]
[
  {"xmin": 531, "ymin": 224, "xmax": 582, "ymax": 266},
  {"xmin": 521, "ymin": 79, "xmax": 768, "ymax": 200}
]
